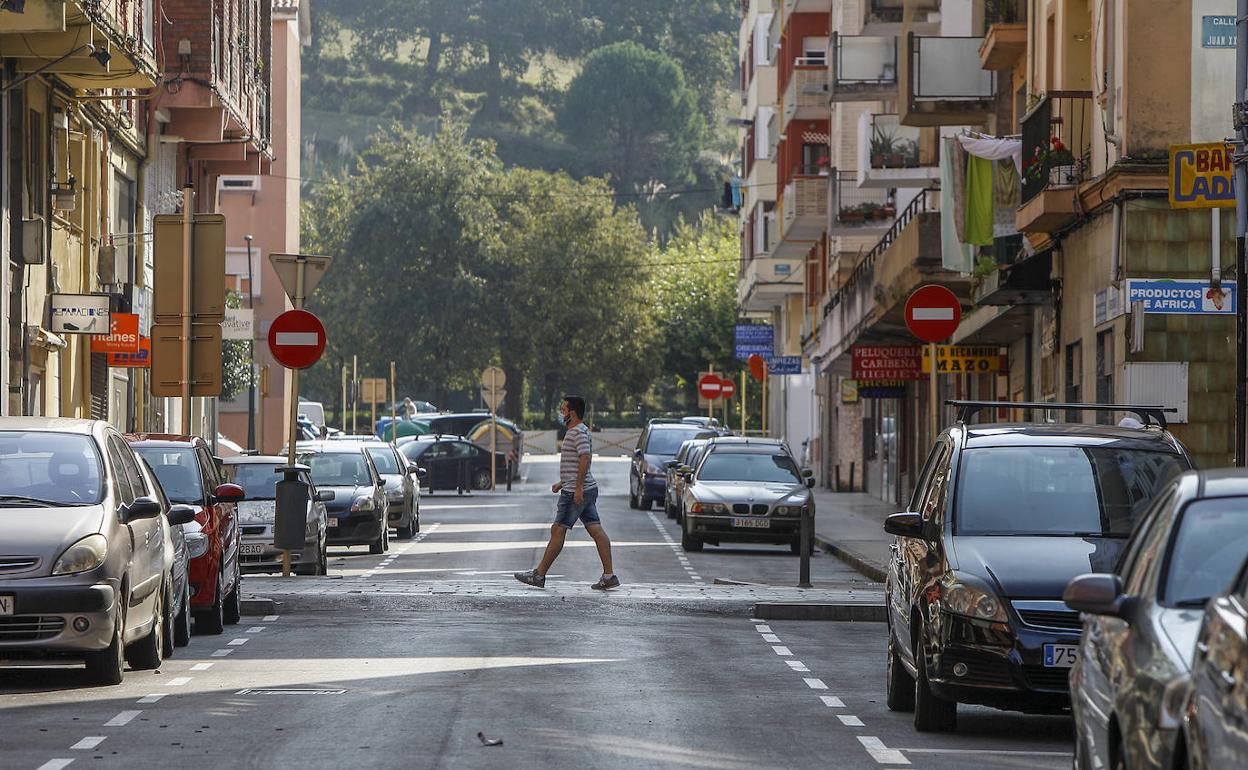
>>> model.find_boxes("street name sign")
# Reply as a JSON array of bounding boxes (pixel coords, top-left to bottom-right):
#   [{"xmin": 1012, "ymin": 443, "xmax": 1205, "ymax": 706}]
[
  {"xmin": 268, "ymin": 310, "xmax": 327, "ymax": 370},
  {"xmin": 905, "ymin": 285, "xmax": 961, "ymax": 343}
]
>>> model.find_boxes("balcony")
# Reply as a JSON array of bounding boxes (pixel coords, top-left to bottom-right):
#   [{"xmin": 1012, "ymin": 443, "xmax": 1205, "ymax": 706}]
[
  {"xmin": 784, "ymin": 0, "xmax": 834, "ymax": 14},
  {"xmin": 869, "ymin": 0, "xmax": 942, "ymax": 24},
  {"xmin": 1017, "ymin": 92, "xmax": 1094, "ymax": 234},
  {"xmin": 739, "ymin": 254, "xmax": 806, "ymax": 311},
  {"xmin": 979, "ymin": 0, "xmax": 1028, "ymax": 70},
  {"xmin": 858, "ymin": 113, "xmax": 941, "ymax": 189},
  {"xmin": 782, "ymin": 60, "xmax": 830, "ymax": 129},
  {"xmin": 767, "ymin": 110, "xmax": 780, "ymax": 161},
  {"xmin": 1, "ymin": 0, "xmax": 161, "ymax": 89},
  {"xmin": 900, "ymin": 34, "xmax": 996, "ymax": 127},
  {"xmin": 828, "ymin": 170, "xmax": 894, "ymax": 236},
  {"xmin": 781, "ymin": 165, "xmax": 830, "ymax": 242},
  {"xmin": 830, "ymin": 33, "xmax": 898, "ymax": 103}
]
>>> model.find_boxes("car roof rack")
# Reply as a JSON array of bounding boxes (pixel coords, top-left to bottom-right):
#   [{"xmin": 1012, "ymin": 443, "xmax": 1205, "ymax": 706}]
[{"xmin": 947, "ymin": 400, "xmax": 1177, "ymax": 429}]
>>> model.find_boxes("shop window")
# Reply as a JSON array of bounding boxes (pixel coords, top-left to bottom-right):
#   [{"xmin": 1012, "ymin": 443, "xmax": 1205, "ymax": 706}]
[{"xmin": 1096, "ymin": 331, "xmax": 1114, "ymax": 424}]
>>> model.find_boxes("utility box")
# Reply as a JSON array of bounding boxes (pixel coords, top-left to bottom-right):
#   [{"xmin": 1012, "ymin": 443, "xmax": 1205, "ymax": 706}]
[
  {"xmin": 1123, "ymin": 362, "xmax": 1189, "ymax": 424},
  {"xmin": 274, "ymin": 470, "xmax": 311, "ymax": 552}
]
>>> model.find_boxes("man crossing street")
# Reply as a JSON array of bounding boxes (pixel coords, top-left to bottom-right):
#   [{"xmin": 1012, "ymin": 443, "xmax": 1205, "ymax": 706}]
[{"xmin": 514, "ymin": 395, "xmax": 619, "ymax": 590}]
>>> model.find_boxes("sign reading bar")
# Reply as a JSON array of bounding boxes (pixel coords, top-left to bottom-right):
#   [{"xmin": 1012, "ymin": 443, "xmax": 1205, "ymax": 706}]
[
  {"xmin": 1126, "ymin": 279, "xmax": 1235, "ymax": 314},
  {"xmin": 851, "ymin": 346, "xmax": 923, "ymax": 381},
  {"xmin": 107, "ymin": 336, "xmax": 152, "ymax": 368},
  {"xmin": 921, "ymin": 346, "xmax": 1007, "ymax": 374},
  {"xmin": 734, "ymin": 323, "xmax": 774, "ymax": 361},
  {"xmin": 1169, "ymin": 143, "xmax": 1234, "ymax": 209},
  {"xmin": 90, "ymin": 312, "xmax": 140, "ymax": 353}
]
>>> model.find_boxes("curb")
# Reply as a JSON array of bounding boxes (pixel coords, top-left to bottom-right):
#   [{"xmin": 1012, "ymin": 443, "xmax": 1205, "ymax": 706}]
[
  {"xmin": 814, "ymin": 534, "xmax": 888, "ymax": 583},
  {"xmin": 753, "ymin": 602, "xmax": 887, "ymax": 622},
  {"xmin": 241, "ymin": 597, "xmax": 278, "ymax": 616}
]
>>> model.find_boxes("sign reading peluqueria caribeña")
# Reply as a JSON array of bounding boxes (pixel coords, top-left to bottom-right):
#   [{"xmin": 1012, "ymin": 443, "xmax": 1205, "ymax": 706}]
[{"xmin": 1126, "ymin": 279, "xmax": 1236, "ymax": 314}]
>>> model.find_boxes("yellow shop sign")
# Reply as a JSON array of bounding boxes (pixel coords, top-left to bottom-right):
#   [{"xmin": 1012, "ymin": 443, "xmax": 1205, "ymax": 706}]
[
  {"xmin": 921, "ymin": 346, "xmax": 1007, "ymax": 374},
  {"xmin": 1169, "ymin": 143, "xmax": 1235, "ymax": 209}
]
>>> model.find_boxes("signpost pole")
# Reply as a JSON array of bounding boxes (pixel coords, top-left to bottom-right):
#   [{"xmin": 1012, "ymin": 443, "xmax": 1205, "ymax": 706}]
[
  {"xmin": 371, "ymin": 384, "xmax": 377, "ymax": 436},
  {"xmin": 245, "ymin": 234, "xmax": 256, "ymax": 452},
  {"xmin": 1235, "ymin": 0, "xmax": 1248, "ymax": 465},
  {"xmin": 341, "ymin": 363, "xmax": 348, "ymax": 433},
  {"xmin": 708, "ymin": 365, "xmax": 715, "ymax": 420},
  {"xmin": 180, "ymin": 186, "xmax": 194, "ymax": 434},
  {"xmin": 282, "ymin": 260, "xmax": 307, "ymax": 579},
  {"xmin": 390, "ymin": 362, "xmax": 397, "ymax": 442},
  {"xmin": 762, "ymin": 371, "xmax": 768, "ymax": 437},
  {"xmin": 741, "ymin": 371, "xmax": 747, "ymax": 435},
  {"xmin": 928, "ymin": 342, "xmax": 939, "ymax": 442},
  {"xmin": 351, "ymin": 355, "xmax": 358, "ymax": 435}
]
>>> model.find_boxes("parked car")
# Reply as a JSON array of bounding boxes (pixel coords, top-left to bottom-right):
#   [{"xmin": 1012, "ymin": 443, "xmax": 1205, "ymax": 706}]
[
  {"xmin": 297, "ymin": 442, "xmax": 390, "ymax": 554},
  {"xmin": 357, "ymin": 440, "xmax": 423, "ymax": 539},
  {"xmin": 1065, "ymin": 470, "xmax": 1248, "ymax": 770},
  {"xmin": 425, "ymin": 413, "xmax": 523, "ymax": 479},
  {"xmin": 1184, "ymin": 551, "xmax": 1248, "ymax": 769},
  {"xmin": 664, "ymin": 438, "xmax": 711, "ymax": 521},
  {"xmin": 630, "ymin": 423, "xmax": 718, "ymax": 510},
  {"xmin": 0, "ymin": 419, "xmax": 197, "ymax": 684},
  {"xmin": 222, "ymin": 455, "xmax": 329, "ymax": 576},
  {"xmin": 883, "ymin": 402, "xmax": 1192, "ymax": 733},
  {"xmin": 135, "ymin": 455, "xmax": 196, "ymax": 657},
  {"xmin": 678, "ymin": 438, "xmax": 814, "ymax": 553},
  {"xmin": 129, "ymin": 435, "xmax": 245, "ymax": 636},
  {"xmin": 399, "ymin": 436, "xmax": 507, "ymax": 493},
  {"xmin": 682, "ymin": 416, "xmax": 733, "ymax": 436}
]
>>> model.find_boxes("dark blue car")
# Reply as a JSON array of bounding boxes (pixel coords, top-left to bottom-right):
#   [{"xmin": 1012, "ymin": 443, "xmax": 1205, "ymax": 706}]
[{"xmin": 629, "ymin": 422, "xmax": 716, "ymax": 510}]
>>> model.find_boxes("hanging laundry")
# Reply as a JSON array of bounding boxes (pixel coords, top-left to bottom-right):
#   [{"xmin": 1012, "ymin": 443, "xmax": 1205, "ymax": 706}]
[
  {"xmin": 957, "ymin": 134, "xmax": 1023, "ymax": 174},
  {"xmin": 964, "ymin": 153, "xmax": 995, "ymax": 246},
  {"xmin": 953, "ymin": 138, "xmax": 969, "ymax": 243},
  {"xmin": 993, "ymin": 160, "xmax": 1020, "ymax": 238},
  {"xmin": 941, "ymin": 137, "xmax": 975, "ymax": 273}
]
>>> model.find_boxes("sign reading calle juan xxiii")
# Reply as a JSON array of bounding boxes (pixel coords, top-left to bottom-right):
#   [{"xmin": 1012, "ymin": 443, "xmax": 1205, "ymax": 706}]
[{"xmin": 1202, "ymin": 15, "xmax": 1237, "ymax": 48}]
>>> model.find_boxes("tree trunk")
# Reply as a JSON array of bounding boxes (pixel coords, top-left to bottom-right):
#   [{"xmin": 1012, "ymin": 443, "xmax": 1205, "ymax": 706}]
[
  {"xmin": 480, "ymin": 44, "xmax": 503, "ymax": 120},
  {"xmin": 425, "ymin": 31, "xmax": 444, "ymax": 77}
]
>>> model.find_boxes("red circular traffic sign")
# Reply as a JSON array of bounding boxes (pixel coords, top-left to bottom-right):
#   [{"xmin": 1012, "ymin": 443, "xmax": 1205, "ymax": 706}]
[
  {"xmin": 904, "ymin": 285, "xmax": 962, "ymax": 343},
  {"xmin": 748, "ymin": 353, "xmax": 768, "ymax": 383},
  {"xmin": 720, "ymin": 379, "xmax": 737, "ymax": 399},
  {"xmin": 698, "ymin": 374, "xmax": 724, "ymax": 400},
  {"xmin": 268, "ymin": 309, "xmax": 326, "ymax": 370}
]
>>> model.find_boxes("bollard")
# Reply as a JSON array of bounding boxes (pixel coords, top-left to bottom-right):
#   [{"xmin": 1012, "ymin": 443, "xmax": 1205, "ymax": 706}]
[
  {"xmin": 506, "ymin": 459, "xmax": 513, "ymax": 491},
  {"xmin": 849, "ymin": 461, "xmax": 856, "ymax": 492},
  {"xmin": 798, "ymin": 508, "xmax": 812, "ymax": 588},
  {"xmin": 834, "ymin": 464, "xmax": 842, "ymax": 493}
]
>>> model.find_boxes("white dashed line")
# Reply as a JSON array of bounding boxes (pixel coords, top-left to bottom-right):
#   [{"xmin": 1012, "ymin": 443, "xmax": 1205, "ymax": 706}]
[
  {"xmin": 754, "ymin": 624, "xmax": 772, "ymax": 633},
  {"xmin": 819, "ymin": 695, "xmax": 845, "ymax": 708},
  {"xmin": 786, "ymin": 660, "xmax": 810, "ymax": 672},
  {"xmin": 245, "ymin": 626, "xmax": 265, "ymax": 633},
  {"xmin": 802, "ymin": 678, "xmax": 827, "ymax": 690},
  {"xmin": 104, "ymin": 710, "xmax": 142, "ymax": 727},
  {"xmin": 227, "ymin": 638, "xmax": 249, "ymax": 646},
  {"xmin": 137, "ymin": 694, "xmax": 167, "ymax": 704},
  {"xmin": 772, "ymin": 646, "xmax": 792, "ymax": 656},
  {"xmin": 897, "ymin": 749, "xmax": 1072, "ymax": 757},
  {"xmin": 838, "ymin": 715, "xmax": 865, "ymax": 727},
  {"xmin": 36, "ymin": 760, "xmax": 74, "ymax": 770},
  {"xmin": 210, "ymin": 649, "xmax": 234, "ymax": 657},
  {"xmin": 262, "ymin": 615, "xmax": 280, "ymax": 622},
  {"xmin": 70, "ymin": 737, "xmax": 106, "ymax": 750},
  {"xmin": 164, "ymin": 677, "xmax": 193, "ymax": 686},
  {"xmin": 761, "ymin": 633, "xmax": 781, "ymax": 643},
  {"xmin": 857, "ymin": 736, "xmax": 910, "ymax": 765},
  {"xmin": 190, "ymin": 663, "xmax": 214, "ymax": 671}
]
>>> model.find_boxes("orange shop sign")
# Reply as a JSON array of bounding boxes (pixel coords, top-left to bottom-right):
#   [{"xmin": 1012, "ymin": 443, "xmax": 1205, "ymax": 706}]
[
  {"xmin": 107, "ymin": 336, "xmax": 151, "ymax": 368},
  {"xmin": 90, "ymin": 313, "xmax": 140, "ymax": 354}
]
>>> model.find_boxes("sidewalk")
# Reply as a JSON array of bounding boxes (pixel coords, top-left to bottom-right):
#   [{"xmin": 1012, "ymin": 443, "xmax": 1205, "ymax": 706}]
[{"xmin": 810, "ymin": 490, "xmax": 901, "ymax": 583}]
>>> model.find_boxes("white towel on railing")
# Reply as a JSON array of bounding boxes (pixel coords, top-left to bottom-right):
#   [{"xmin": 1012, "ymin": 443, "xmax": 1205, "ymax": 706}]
[{"xmin": 957, "ymin": 134, "xmax": 1023, "ymax": 174}]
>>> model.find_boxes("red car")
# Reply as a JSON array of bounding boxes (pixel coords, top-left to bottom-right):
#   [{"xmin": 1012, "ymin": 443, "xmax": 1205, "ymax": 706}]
[{"xmin": 127, "ymin": 435, "xmax": 244, "ymax": 635}]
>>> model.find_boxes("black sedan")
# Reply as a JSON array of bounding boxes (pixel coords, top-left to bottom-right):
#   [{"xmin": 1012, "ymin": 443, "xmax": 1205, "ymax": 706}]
[
  {"xmin": 400, "ymin": 437, "xmax": 508, "ymax": 493},
  {"xmin": 297, "ymin": 443, "xmax": 390, "ymax": 555}
]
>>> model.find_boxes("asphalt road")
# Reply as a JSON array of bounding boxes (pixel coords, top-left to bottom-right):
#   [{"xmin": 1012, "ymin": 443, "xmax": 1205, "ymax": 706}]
[{"xmin": 1, "ymin": 455, "xmax": 1074, "ymax": 769}]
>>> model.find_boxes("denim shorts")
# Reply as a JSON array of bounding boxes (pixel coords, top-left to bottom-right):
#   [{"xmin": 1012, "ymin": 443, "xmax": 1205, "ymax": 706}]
[{"xmin": 554, "ymin": 486, "xmax": 601, "ymax": 530}]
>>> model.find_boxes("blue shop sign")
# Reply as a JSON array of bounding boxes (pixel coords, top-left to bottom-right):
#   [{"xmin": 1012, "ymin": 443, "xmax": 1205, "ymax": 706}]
[
  {"xmin": 1202, "ymin": 15, "xmax": 1236, "ymax": 48},
  {"xmin": 734, "ymin": 323, "xmax": 775, "ymax": 360},
  {"xmin": 769, "ymin": 356, "xmax": 803, "ymax": 375},
  {"xmin": 1125, "ymin": 279, "xmax": 1236, "ymax": 314}
]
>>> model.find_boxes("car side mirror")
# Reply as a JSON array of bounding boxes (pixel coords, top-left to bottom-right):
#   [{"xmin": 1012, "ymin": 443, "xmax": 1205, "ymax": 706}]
[
  {"xmin": 212, "ymin": 483, "xmax": 246, "ymax": 504},
  {"xmin": 883, "ymin": 511, "xmax": 925, "ymax": 538},
  {"xmin": 806, "ymin": 478, "xmax": 816, "ymax": 488},
  {"xmin": 681, "ymin": 470, "xmax": 694, "ymax": 483},
  {"xmin": 1064, "ymin": 573, "xmax": 1134, "ymax": 620},
  {"xmin": 664, "ymin": 460, "xmax": 678, "ymax": 469},
  {"xmin": 407, "ymin": 463, "xmax": 421, "ymax": 475},
  {"xmin": 801, "ymin": 468, "xmax": 815, "ymax": 478},
  {"xmin": 167, "ymin": 504, "xmax": 198, "ymax": 526},
  {"xmin": 416, "ymin": 467, "xmax": 428, "ymax": 480},
  {"xmin": 316, "ymin": 490, "xmax": 334, "ymax": 502},
  {"xmin": 123, "ymin": 496, "xmax": 162, "ymax": 523}
]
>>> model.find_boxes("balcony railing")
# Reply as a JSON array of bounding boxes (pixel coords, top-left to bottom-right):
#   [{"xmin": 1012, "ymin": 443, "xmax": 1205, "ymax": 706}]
[
  {"xmin": 979, "ymin": 0, "xmax": 1028, "ymax": 69},
  {"xmin": 911, "ymin": 36, "xmax": 995, "ymax": 100},
  {"xmin": 870, "ymin": 0, "xmax": 941, "ymax": 23},
  {"xmin": 1020, "ymin": 92, "xmax": 1093, "ymax": 204},
  {"xmin": 826, "ymin": 189, "xmax": 938, "ymax": 315},
  {"xmin": 982, "ymin": 0, "xmax": 1027, "ymax": 29},
  {"xmin": 868, "ymin": 115, "xmax": 922, "ymax": 169},
  {"xmin": 783, "ymin": 168, "xmax": 830, "ymax": 236},
  {"xmin": 767, "ymin": 110, "xmax": 780, "ymax": 161},
  {"xmin": 830, "ymin": 34, "xmax": 898, "ymax": 102},
  {"xmin": 829, "ymin": 170, "xmax": 894, "ymax": 234},
  {"xmin": 783, "ymin": 61, "xmax": 830, "ymax": 126}
]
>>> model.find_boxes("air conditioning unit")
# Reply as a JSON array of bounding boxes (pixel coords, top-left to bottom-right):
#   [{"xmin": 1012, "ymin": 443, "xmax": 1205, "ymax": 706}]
[{"xmin": 218, "ymin": 175, "xmax": 261, "ymax": 193}]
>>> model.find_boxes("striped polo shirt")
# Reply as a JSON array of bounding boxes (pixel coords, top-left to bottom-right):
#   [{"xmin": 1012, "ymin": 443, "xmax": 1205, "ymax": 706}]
[{"xmin": 560, "ymin": 423, "xmax": 597, "ymax": 489}]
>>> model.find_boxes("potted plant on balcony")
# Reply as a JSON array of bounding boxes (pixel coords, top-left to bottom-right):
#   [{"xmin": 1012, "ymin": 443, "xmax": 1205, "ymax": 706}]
[
  {"xmin": 871, "ymin": 124, "xmax": 897, "ymax": 168},
  {"xmin": 898, "ymin": 139, "xmax": 920, "ymax": 168},
  {"xmin": 860, "ymin": 202, "xmax": 883, "ymax": 221},
  {"xmin": 1046, "ymin": 137, "xmax": 1077, "ymax": 185},
  {"xmin": 839, "ymin": 204, "xmax": 866, "ymax": 223}
]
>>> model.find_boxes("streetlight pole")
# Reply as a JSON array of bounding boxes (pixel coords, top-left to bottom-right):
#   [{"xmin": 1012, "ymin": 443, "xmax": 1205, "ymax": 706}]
[
  {"xmin": 1235, "ymin": 0, "xmax": 1248, "ymax": 466},
  {"xmin": 245, "ymin": 234, "xmax": 257, "ymax": 453}
]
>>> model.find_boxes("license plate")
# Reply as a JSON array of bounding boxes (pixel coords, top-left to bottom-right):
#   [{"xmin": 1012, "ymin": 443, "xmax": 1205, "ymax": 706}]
[
  {"xmin": 327, "ymin": 518, "xmax": 339, "ymax": 528},
  {"xmin": 732, "ymin": 517, "xmax": 771, "ymax": 529},
  {"xmin": 0, "ymin": 595, "xmax": 12, "ymax": 616},
  {"xmin": 240, "ymin": 544, "xmax": 265, "ymax": 556},
  {"xmin": 1043, "ymin": 643, "xmax": 1078, "ymax": 668}
]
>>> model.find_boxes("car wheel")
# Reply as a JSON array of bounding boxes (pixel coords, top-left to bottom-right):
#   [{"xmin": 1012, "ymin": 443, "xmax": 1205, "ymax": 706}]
[
  {"xmin": 885, "ymin": 630, "xmax": 915, "ymax": 712},
  {"xmin": 628, "ymin": 480, "xmax": 640, "ymax": 510},
  {"xmin": 161, "ymin": 584, "xmax": 176, "ymax": 660},
  {"xmin": 472, "ymin": 468, "xmax": 492, "ymax": 490},
  {"xmin": 369, "ymin": 528, "xmax": 386, "ymax": 554},
  {"xmin": 680, "ymin": 523, "xmax": 703, "ymax": 552},
  {"xmin": 173, "ymin": 582, "xmax": 192, "ymax": 647},
  {"xmin": 85, "ymin": 605, "xmax": 125, "ymax": 686},
  {"xmin": 413, "ymin": 507, "xmax": 420, "ymax": 534},
  {"xmin": 223, "ymin": 573, "xmax": 242, "ymax": 626},
  {"xmin": 639, "ymin": 496, "xmax": 653, "ymax": 511},
  {"xmin": 194, "ymin": 569, "xmax": 226, "ymax": 635},
  {"xmin": 913, "ymin": 642, "xmax": 957, "ymax": 732},
  {"xmin": 397, "ymin": 520, "xmax": 414, "ymax": 540},
  {"xmin": 125, "ymin": 586, "xmax": 164, "ymax": 671},
  {"xmin": 319, "ymin": 540, "xmax": 329, "ymax": 576},
  {"xmin": 665, "ymin": 499, "xmax": 676, "ymax": 519}
]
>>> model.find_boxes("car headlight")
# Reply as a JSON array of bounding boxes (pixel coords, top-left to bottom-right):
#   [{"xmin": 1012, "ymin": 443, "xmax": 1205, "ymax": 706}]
[
  {"xmin": 185, "ymin": 532, "xmax": 209, "ymax": 560},
  {"xmin": 52, "ymin": 534, "xmax": 108, "ymax": 576},
  {"xmin": 773, "ymin": 505, "xmax": 808, "ymax": 516},
  {"xmin": 938, "ymin": 574, "xmax": 1007, "ymax": 622},
  {"xmin": 351, "ymin": 496, "xmax": 376, "ymax": 512},
  {"xmin": 690, "ymin": 502, "xmax": 728, "ymax": 514}
]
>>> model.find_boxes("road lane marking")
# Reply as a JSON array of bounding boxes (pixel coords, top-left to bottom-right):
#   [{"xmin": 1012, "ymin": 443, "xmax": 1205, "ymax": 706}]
[
  {"xmin": 772, "ymin": 646, "xmax": 792, "ymax": 656},
  {"xmin": 755, "ymin": 624, "xmax": 772, "ymax": 633},
  {"xmin": 190, "ymin": 663, "xmax": 214, "ymax": 671},
  {"xmin": 802, "ymin": 678, "xmax": 827, "ymax": 690},
  {"xmin": 137, "ymin": 694, "xmax": 167, "ymax": 704},
  {"xmin": 857, "ymin": 737, "xmax": 910, "ymax": 765},
  {"xmin": 246, "ymin": 626, "xmax": 265, "ymax": 633},
  {"xmin": 819, "ymin": 696, "xmax": 845, "ymax": 708},
  {"xmin": 263, "ymin": 615, "xmax": 280, "ymax": 621},
  {"xmin": 838, "ymin": 715, "xmax": 865, "ymax": 727},
  {"xmin": 761, "ymin": 633, "xmax": 781, "ymax": 643},
  {"xmin": 211, "ymin": 649, "xmax": 234, "ymax": 657},
  {"xmin": 164, "ymin": 677, "xmax": 193, "ymax": 686},
  {"xmin": 897, "ymin": 749, "xmax": 1072, "ymax": 757},
  {"xmin": 70, "ymin": 737, "xmax": 106, "ymax": 750},
  {"xmin": 104, "ymin": 711, "xmax": 142, "ymax": 727},
  {"xmin": 36, "ymin": 761, "xmax": 74, "ymax": 770},
  {"xmin": 785, "ymin": 660, "xmax": 810, "ymax": 672},
  {"xmin": 227, "ymin": 638, "xmax": 249, "ymax": 646}
]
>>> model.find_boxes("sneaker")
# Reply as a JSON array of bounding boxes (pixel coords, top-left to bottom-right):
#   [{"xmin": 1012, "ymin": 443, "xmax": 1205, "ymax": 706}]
[
  {"xmin": 591, "ymin": 575, "xmax": 621, "ymax": 590},
  {"xmin": 514, "ymin": 569, "xmax": 545, "ymax": 588}
]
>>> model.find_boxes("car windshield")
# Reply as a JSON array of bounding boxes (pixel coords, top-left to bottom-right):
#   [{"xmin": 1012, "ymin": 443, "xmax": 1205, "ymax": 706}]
[
  {"xmin": 134, "ymin": 447, "xmax": 204, "ymax": 505},
  {"xmin": 225, "ymin": 463, "xmax": 282, "ymax": 500},
  {"xmin": 697, "ymin": 452, "xmax": 802, "ymax": 484},
  {"xmin": 366, "ymin": 447, "xmax": 399, "ymax": 474},
  {"xmin": 1164, "ymin": 498, "xmax": 1248, "ymax": 607},
  {"xmin": 0, "ymin": 432, "xmax": 103, "ymax": 506},
  {"xmin": 646, "ymin": 428, "xmax": 709, "ymax": 456},
  {"xmin": 956, "ymin": 446, "xmax": 1187, "ymax": 536},
  {"xmin": 301, "ymin": 452, "xmax": 372, "ymax": 487}
]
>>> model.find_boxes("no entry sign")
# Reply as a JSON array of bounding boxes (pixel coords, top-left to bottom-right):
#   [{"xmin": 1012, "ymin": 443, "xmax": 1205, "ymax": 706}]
[
  {"xmin": 905, "ymin": 285, "xmax": 962, "ymax": 343},
  {"xmin": 268, "ymin": 309, "xmax": 326, "ymax": 370},
  {"xmin": 720, "ymin": 379, "xmax": 737, "ymax": 399},
  {"xmin": 698, "ymin": 374, "xmax": 724, "ymax": 400}
]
